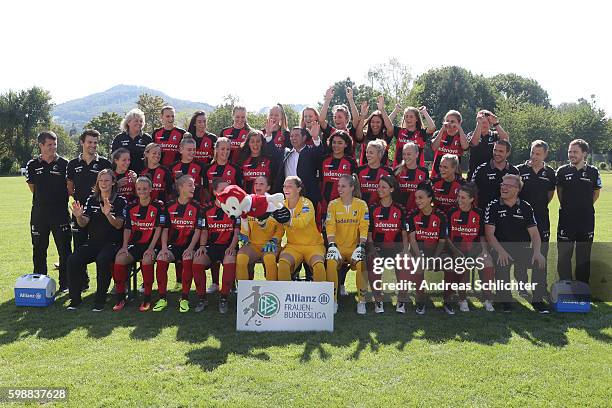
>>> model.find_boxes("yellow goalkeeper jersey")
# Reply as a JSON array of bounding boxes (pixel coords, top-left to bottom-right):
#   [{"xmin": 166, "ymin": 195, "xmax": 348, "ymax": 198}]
[
  {"xmin": 241, "ymin": 215, "xmax": 283, "ymax": 246},
  {"xmin": 325, "ymin": 197, "xmax": 369, "ymax": 248},
  {"xmin": 283, "ymin": 196, "xmax": 323, "ymax": 246}
]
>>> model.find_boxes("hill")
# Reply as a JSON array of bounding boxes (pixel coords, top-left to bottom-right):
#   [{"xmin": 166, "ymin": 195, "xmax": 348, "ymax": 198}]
[{"xmin": 52, "ymin": 85, "xmax": 215, "ymax": 130}]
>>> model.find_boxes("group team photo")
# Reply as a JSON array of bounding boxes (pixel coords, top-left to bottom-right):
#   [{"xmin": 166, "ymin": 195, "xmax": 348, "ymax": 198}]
[{"xmin": 25, "ymin": 85, "xmax": 603, "ymax": 317}]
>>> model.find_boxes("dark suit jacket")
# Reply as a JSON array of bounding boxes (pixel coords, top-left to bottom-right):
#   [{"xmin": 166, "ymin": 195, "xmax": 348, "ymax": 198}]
[{"xmin": 274, "ymin": 142, "xmax": 326, "ymax": 204}]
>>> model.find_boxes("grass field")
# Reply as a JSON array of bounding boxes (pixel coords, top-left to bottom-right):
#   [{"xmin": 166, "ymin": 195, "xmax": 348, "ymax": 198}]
[{"xmin": 0, "ymin": 175, "xmax": 611, "ymax": 407}]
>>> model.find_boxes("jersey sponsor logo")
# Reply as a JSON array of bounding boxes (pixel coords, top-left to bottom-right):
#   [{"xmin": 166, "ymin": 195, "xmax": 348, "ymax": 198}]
[{"xmin": 132, "ymin": 220, "xmax": 155, "ymax": 228}]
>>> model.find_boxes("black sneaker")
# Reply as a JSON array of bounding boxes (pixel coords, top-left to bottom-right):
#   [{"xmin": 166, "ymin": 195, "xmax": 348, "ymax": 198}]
[
  {"xmin": 415, "ymin": 302, "xmax": 426, "ymax": 315},
  {"xmin": 92, "ymin": 304, "xmax": 104, "ymax": 312},
  {"xmin": 443, "ymin": 302, "xmax": 456, "ymax": 315},
  {"xmin": 195, "ymin": 300, "xmax": 208, "ymax": 313},
  {"xmin": 67, "ymin": 301, "xmax": 81, "ymax": 310},
  {"xmin": 57, "ymin": 286, "xmax": 69, "ymax": 295},
  {"xmin": 502, "ymin": 302, "xmax": 512, "ymax": 313},
  {"xmin": 532, "ymin": 301, "xmax": 550, "ymax": 314}
]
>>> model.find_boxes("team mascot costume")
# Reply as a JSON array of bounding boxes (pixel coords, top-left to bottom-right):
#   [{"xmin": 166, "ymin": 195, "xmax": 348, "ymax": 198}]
[{"xmin": 216, "ymin": 185, "xmax": 290, "ymax": 232}]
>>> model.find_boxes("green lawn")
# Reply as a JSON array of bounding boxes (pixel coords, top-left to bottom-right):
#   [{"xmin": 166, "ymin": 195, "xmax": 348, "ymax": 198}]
[{"xmin": 0, "ymin": 176, "xmax": 610, "ymax": 407}]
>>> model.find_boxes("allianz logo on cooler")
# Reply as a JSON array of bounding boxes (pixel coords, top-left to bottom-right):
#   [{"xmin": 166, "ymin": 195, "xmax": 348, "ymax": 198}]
[{"xmin": 237, "ymin": 281, "xmax": 334, "ymax": 332}]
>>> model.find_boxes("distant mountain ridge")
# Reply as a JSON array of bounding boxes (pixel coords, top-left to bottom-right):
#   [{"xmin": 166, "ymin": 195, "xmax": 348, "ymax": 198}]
[{"xmin": 52, "ymin": 84, "xmax": 215, "ymax": 130}]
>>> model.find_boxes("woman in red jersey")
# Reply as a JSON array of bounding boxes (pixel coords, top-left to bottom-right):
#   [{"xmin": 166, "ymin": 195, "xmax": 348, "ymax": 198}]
[
  {"xmin": 430, "ymin": 110, "xmax": 468, "ymax": 178},
  {"xmin": 111, "ymin": 176, "xmax": 164, "ymax": 312},
  {"xmin": 112, "ymin": 147, "xmax": 137, "ymax": 204},
  {"xmin": 187, "ymin": 110, "xmax": 217, "ymax": 165},
  {"xmin": 219, "ymin": 105, "xmax": 251, "ymax": 163},
  {"xmin": 394, "ymin": 141, "xmax": 430, "ymax": 213},
  {"xmin": 407, "ymin": 182, "xmax": 448, "ymax": 316},
  {"xmin": 140, "ymin": 143, "xmax": 172, "ymax": 204},
  {"xmin": 389, "ymin": 105, "xmax": 436, "ymax": 167}
]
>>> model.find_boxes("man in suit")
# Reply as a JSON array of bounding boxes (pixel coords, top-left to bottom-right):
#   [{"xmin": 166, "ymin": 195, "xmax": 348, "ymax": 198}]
[{"xmin": 274, "ymin": 124, "xmax": 325, "ymax": 208}]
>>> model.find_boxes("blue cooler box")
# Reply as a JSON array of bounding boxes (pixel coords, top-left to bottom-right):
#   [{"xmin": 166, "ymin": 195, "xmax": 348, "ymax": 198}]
[
  {"xmin": 551, "ymin": 280, "xmax": 591, "ymax": 313},
  {"xmin": 15, "ymin": 274, "xmax": 56, "ymax": 307}
]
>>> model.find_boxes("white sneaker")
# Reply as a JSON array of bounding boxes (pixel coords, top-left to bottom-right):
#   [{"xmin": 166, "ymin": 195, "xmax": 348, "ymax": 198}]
[
  {"xmin": 374, "ymin": 301, "xmax": 384, "ymax": 314},
  {"xmin": 356, "ymin": 301, "xmax": 366, "ymax": 315},
  {"xmin": 484, "ymin": 300, "xmax": 495, "ymax": 312},
  {"xmin": 339, "ymin": 285, "xmax": 348, "ymax": 297},
  {"xmin": 206, "ymin": 283, "xmax": 219, "ymax": 294},
  {"xmin": 458, "ymin": 300, "xmax": 469, "ymax": 312},
  {"xmin": 396, "ymin": 302, "xmax": 406, "ymax": 314},
  {"xmin": 334, "ymin": 302, "xmax": 338, "ymax": 314},
  {"xmin": 138, "ymin": 283, "xmax": 145, "ymax": 293}
]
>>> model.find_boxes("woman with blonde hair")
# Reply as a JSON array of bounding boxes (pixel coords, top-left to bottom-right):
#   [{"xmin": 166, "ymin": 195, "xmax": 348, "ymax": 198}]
[
  {"xmin": 277, "ymin": 176, "xmax": 326, "ymax": 285},
  {"xmin": 111, "ymin": 108, "xmax": 152, "ymax": 174}
]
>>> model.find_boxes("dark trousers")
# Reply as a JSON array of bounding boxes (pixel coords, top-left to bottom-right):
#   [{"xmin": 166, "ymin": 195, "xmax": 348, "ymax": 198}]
[
  {"xmin": 68, "ymin": 241, "xmax": 118, "ymax": 306},
  {"xmin": 30, "ymin": 206, "xmax": 72, "ymax": 288},
  {"xmin": 557, "ymin": 216, "xmax": 594, "ymax": 284},
  {"xmin": 532, "ymin": 225, "xmax": 550, "ymax": 302},
  {"xmin": 71, "ymin": 215, "xmax": 89, "ymax": 284},
  {"xmin": 494, "ymin": 244, "xmax": 530, "ymax": 303}
]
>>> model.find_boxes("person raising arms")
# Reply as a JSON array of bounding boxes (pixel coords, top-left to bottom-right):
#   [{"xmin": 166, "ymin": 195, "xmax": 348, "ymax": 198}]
[
  {"xmin": 357, "ymin": 95, "xmax": 394, "ymax": 166},
  {"xmin": 430, "ymin": 110, "xmax": 469, "ymax": 178},
  {"xmin": 319, "ymin": 86, "xmax": 362, "ymax": 154},
  {"xmin": 262, "ymin": 104, "xmax": 291, "ymax": 149},
  {"xmin": 389, "ymin": 105, "xmax": 436, "ymax": 168}
]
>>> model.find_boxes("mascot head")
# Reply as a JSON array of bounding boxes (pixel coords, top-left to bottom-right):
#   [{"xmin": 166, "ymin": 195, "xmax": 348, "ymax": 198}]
[{"xmin": 216, "ymin": 185, "xmax": 250, "ymax": 218}]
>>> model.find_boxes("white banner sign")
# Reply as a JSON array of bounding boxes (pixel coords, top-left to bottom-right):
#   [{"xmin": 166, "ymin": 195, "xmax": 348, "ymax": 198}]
[{"xmin": 236, "ymin": 280, "xmax": 334, "ymax": 332}]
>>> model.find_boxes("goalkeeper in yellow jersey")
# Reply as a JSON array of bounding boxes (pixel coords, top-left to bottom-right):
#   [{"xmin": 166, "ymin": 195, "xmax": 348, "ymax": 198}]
[
  {"xmin": 277, "ymin": 176, "xmax": 326, "ymax": 287},
  {"xmin": 236, "ymin": 176, "xmax": 284, "ymax": 281},
  {"xmin": 325, "ymin": 174, "xmax": 370, "ymax": 314}
]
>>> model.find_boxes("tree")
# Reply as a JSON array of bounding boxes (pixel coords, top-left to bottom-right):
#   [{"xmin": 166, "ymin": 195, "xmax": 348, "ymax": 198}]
[
  {"xmin": 408, "ymin": 66, "xmax": 499, "ymax": 131},
  {"xmin": 85, "ymin": 111, "xmax": 122, "ymax": 157},
  {"xmin": 51, "ymin": 123, "xmax": 77, "ymax": 160},
  {"xmin": 136, "ymin": 93, "xmax": 166, "ymax": 133},
  {"xmin": 488, "ymin": 73, "xmax": 550, "ymax": 107},
  {"xmin": 0, "ymin": 86, "xmax": 53, "ymax": 168},
  {"xmin": 367, "ymin": 58, "xmax": 412, "ymax": 105}
]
